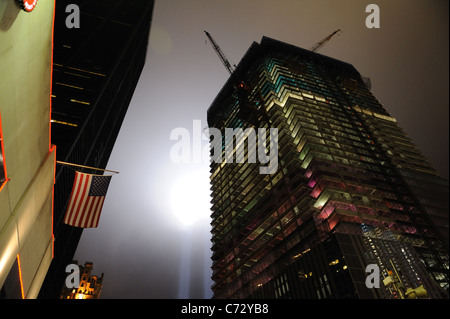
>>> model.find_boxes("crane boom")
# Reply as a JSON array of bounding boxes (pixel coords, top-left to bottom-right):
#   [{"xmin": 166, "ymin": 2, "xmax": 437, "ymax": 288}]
[
  {"xmin": 310, "ymin": 29, "xmax": 342, "ymax": 52},
  {"xmin": 204, "ymin": 30, "xmax": 235, "ymax": 75}
]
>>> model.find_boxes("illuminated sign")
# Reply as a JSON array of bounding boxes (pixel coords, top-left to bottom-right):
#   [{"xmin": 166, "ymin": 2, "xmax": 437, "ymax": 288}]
[{"xmin": 17, "ymin": 0, "xmax": 38, "ymax": 12}]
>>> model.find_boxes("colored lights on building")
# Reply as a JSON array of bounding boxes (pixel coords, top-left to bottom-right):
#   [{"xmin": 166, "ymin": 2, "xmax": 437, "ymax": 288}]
[{"xmin": 207, "ymin": 37, "xmax": 449, "ymax": 299}]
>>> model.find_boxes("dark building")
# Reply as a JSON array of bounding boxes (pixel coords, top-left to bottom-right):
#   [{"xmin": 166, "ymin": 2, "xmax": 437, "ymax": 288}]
[
  {"xmin": 207, "ymin": 37, "xmax": 449, "ymax": 299},
  {"xmin": 38, "ymin": 0, "xmax": 154, "ymax": 298}
]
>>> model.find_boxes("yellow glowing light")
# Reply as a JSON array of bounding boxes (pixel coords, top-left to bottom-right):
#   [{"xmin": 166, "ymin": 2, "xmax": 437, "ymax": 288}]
[
  {"xmin": 67, "ymin": 66, "xmax": 106, "ymax": 77},
  {"xmin": 329, "ymin": 259, "xmax": 339, "ymax": 266},
  {"xmin": 293, "ymin": 248, "xmax": 311, "ymax": 259},
  {"xmin": 51, "ymin": 119, "xmax": 78, "ymax": 127},
  {"xmin": 55, "ymin": 82, "xmax": 84, "ymax": 90},
  {"xmin": 70, "ymin": 99, "xmax": 90, "ymax": 105}
]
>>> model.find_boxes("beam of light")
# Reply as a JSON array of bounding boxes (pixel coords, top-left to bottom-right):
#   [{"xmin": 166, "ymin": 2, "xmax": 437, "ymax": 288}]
[
  {"xmin": 169, "ymin": 167, "xmax": 212, "ymax": 298},
  {"xmin": 169, "ymin": 168, "xmax": 211, "ymax": 227},
  {"xmin": 177, "ymin": 229, "xmax": 191, "ymax": 299}
]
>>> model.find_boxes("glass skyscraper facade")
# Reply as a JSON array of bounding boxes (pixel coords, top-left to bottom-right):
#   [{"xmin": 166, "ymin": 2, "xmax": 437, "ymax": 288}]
[
  {"xmin": 38, "ymin": 0, "xmax": 154, "ymax": 298},
  {"xmin": 207, "ymin": 37, "xmax": 448, "ymax": 299}
]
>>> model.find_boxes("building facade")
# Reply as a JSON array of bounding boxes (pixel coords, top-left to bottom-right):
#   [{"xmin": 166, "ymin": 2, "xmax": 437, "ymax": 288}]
[
  {"xmin": 207, "ymin": 37, "xmax": 449, "ymax": 299},
  {"xmin": 59, "ymin": 261, "xmax": 103, "ymax": 299},
  {"xmin": 0, "ymin": 1, "xmax": 56, "ymax": 299},
  {"xmin": 38, "ymin": 0, "xmax": 154, "ymax": 298}
]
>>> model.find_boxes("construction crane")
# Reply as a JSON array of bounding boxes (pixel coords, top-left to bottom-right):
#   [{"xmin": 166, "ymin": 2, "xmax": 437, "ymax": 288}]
[
  {"xmin": 204, "ymin": 30, "xmax": 236, "ymax": 75},
  {"xmin": 204, "ymin": 30, "xmax": 343, "ymax": 123},
  {"xmin": 204, "ymin": 30, "xmax": 269, "ymax": 125},
  {"xmin": 310, "ymin": 29, "xmax": 342, "ymax": 52},
  {"xmin": 205, "ymin": 29, "xmax": 342, "ymax": 75}
]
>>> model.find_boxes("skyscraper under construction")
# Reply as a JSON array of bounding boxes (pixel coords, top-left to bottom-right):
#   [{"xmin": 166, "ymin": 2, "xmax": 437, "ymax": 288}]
[{"xmin": 207, "ymin": 37, "xmax": 449, "ymax": 299}]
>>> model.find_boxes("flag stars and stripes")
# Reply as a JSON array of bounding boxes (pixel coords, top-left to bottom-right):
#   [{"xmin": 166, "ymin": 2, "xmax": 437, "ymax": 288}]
[
  {"xmin": 63, "ymin": 172, "xmax": 112, "ymax": 228},
  {"xmin": 89, "ymin": 175, "xmax": 111, "ymax": 196}
]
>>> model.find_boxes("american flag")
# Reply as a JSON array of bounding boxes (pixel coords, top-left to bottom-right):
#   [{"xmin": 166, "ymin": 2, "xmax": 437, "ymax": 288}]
[{"xmin": 63, "ymin": 171, "xmax": 112, "ymax": 228}]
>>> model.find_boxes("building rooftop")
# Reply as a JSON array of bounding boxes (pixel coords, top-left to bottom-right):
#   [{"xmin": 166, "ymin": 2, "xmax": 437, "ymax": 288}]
[{"xmin": 207, "ymin": 36, "xmax": 359, "ymax": 123}]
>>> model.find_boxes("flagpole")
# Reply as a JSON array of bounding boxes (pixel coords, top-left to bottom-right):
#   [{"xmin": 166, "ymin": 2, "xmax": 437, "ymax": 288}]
[{"xmin": 56, "ymin": 161, "xmax": 120, "ymax": 174}]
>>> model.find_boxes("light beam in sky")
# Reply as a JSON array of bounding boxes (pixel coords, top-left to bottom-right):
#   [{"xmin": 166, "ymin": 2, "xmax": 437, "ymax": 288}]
[
  {"xmin": 170, "ymin": 167, "xmax": 212, "ymax": 298},
  {"xmin": 169, "ymin": 168, "xmax": 211, "ymax": 227}
]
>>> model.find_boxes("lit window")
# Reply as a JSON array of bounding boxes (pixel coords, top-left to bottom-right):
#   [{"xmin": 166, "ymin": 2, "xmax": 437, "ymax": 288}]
[
  {"xmin": 70, "ymin": 99, "xmax": 90, "ymax": 105},
  {"xmin": 329, "ymin": 259, "xmax": 339, "ymax": 266},
  {"xmin": 51, "ymin": 119, "xmax": 78, "ymax": 127}
]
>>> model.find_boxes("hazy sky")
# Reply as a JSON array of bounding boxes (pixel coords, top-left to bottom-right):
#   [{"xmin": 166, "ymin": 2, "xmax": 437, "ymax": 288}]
[{"xmin": 74, "ymin": 0, "xmax": 449, "ymax": 299}]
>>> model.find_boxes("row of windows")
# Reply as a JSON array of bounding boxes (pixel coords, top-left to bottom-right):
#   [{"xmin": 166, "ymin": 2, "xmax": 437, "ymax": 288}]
[
  {"xmin": 210, "ymin": 123, "xmax": 286, "ymax": 187},
  {"xmin": 211, "ymin": 172, "xmax": 312, "ymax": 283},
  {"xmin": 254, "ymin": 58, "xmax": 341, "ymax": 108},
  {"xmin": 213, "ymin": 211, "xmax": 305, "ymax": 297},
  {"xmin": 280, "ymin": 97, "xmax": 421, "ymax": 178},
  {"xmin": 272, "ymin": 76, "xmax": 431, "ymax": 178},
  {"xmin": 210, "ymin": 114, "xmax": 300, "ymax": 238},
  {"xmin": 284, "ymin": 100, "xmax": 369, "ymax": 144},
  {"xmin": 213, "ymin": 194, "xmax": 313, "ymax": 288}
]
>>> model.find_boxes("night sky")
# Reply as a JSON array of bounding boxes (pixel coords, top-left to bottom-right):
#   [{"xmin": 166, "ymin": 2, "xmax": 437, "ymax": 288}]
[{"xmin": 73, "ymin": 0, "xmax": 449, "ymax": 298}]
